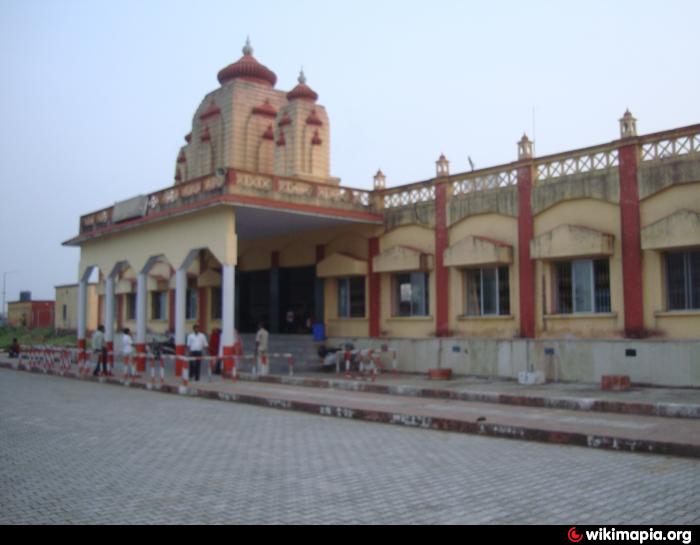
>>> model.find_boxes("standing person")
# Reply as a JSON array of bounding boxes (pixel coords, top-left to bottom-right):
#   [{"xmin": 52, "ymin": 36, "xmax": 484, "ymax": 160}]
[
  {"xmin": 209, "ymin": 328, "xmax": 221, "ymax": 375},
  {"xmin": 92, "ymin": 325, "xmax": 107, "ymax": 376},
  {"xmin": 121, "ymin": 328, "xmax": 134, "ymax": 378},
  {"xmin": 285, "ymin": 309, "xmax": 295, "ymax": 334},
  {"xmin": 186, "ymin": 324, "xmax": 208, "ymax": 382},
  {"xmin": 8, "ymin": 338, "xmax": 20, "ymax": 358},
  {"xmin": 255, "ymin": 322, "xmax": 269, "ymax": 376}
]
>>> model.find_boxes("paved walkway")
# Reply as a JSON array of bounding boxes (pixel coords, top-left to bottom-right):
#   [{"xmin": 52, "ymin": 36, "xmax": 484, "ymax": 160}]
[
  {"xmin": 2, "ymin": 357, "xmax": 699, "ymax": 458},
  {"xmin": 1, "ymin": 369, "xmax": 698, "ymax": 525}
]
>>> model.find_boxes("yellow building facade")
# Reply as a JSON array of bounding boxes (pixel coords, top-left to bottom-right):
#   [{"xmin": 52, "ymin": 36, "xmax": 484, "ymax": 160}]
[{"xmin": 64, "ymin": 43, "xmax": 700, "ymax": 386}]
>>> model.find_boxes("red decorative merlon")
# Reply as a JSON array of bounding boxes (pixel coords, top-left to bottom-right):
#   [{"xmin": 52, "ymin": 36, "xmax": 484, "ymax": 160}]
[
  {"xmin": 277, "ymin": 131, "xmax": 286, "ymax": 147},
  {"xmin": 177, "ymin": 150, "xmax": 187, "ymax": 163},
  {"xmin": 311, "ymin": 130, "xmax": 322, "ymax": 146},
  {"xmin": 185, "ymin": 132, "xmax": 192, "ymax": 143},
  {"xmin": 200, "ymin": 127, "xmax": 211, "ymax": 142},
  {"xmin": 199, "ymin": 101, "xmax": 221, "ymax": 121},
  {"xmin": 369, "ymin": 238, "xmax": 381, "ymax": 338},
  {"xmin": 618, "ymin": 141, "xmax": 645, "ymax": 337},
  {"xmin": 174, "ymin": 171, "xmax": 182, "ymax": 182},
  {"xmin": 435, "ymin": 183, "xmax": 449, "ymax": 337},
  {"xmin": 262, "ymin": 125, "xmax": 275, "ymax": 141},
  {"xmin": 306, "ymin": 109, "xmax": 323, "ymax": 126},
  {"xmin": 517, "ymin": 163, "xmax": 536, "ymax": 338},
  {"xmin": 278, "ymin": 112, "xmax": 292, "ymax": 127},
  {"xmin": 252, "ymin": 100, "xmax": 278, "ymax": 118}
]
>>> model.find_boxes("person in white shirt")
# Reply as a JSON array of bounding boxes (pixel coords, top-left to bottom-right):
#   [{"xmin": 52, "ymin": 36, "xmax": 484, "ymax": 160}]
[
  {"xmin": 186, "ymin": 324, "xmax": 208, "ymax": 382},
  {"xmin": 121, "ymin": 328, "xmax": 134, "ymax": 378},
  {"xmin": 255, "ymin": 322, "xmax": 269, "ymax": 376}
]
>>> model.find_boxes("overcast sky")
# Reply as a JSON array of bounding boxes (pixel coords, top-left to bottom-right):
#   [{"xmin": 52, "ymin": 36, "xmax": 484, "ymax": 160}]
[{"xmin": 0, "ymin": 0, "xmax": 698, "ymax": 305}]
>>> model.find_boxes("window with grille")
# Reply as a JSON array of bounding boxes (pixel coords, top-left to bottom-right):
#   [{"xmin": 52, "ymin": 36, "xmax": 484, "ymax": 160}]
[
  {"xmin": 151, "ymin": 292, "xmax": 167, "ymax": 321},
  {"xmin": 555, "ymin": 259, "xmax": 610, "ymax": 314},
  {"xmin": 394, "ymin": 272, "xmax": 429, "ymax": 317},
  {"xmin": 464, "ymin": 267, "xmax": 510, "ymax": 316},
  {"xmin": 666, "ymin": 250, "xmax": 700, "ymax": 311},
  {"xmin": 338, "ymin": 277, "xmax": 366, "ymax": 318}
]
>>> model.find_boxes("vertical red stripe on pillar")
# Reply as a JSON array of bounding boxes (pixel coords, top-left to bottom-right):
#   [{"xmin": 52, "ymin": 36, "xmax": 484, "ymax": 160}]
[
  {"xmin": 618, "ymin": 142, "xmax": 645, "ymax": 337},
  {"xmin": 136, "ymin": 343, "xmax": 146, "ymax": 373},
  {"xmin": 368, "ymin": 237, "xmax": 381, "ymax": 338},
  {"xmin": 198, "ymin": 287, "xmax": 208, "ymax": 333},
  {"xmin": 517, "ymin": 163, "xmax": 536, "ymax": 338},
  {"xmin": 168, "ymin": 289, "xmax": 175, "ymax": 333},
  {"xmin": 435, "ymin": 182, "xmax": 450, "ymax": 337},
  {"xmin": 175, "ymin": 344, "xmax": 186, "ymax": 377}
]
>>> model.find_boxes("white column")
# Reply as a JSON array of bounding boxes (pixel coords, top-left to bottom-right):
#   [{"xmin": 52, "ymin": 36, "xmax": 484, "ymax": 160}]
[
  {"xmin": 221, "ymin": 264, "xmax": 236, "ymax": 347},
  {"xmin": 136, "ymin": 272, "xmax": 147, "ymax": 346},
  {"xmin": 175, "ymin": 268, "xmax": 187, "ymax": 348},
  {"xmin": 104, "ymin": 276, "xmax": 115, "ymax": 343},
  {"xmin": 77, "ymin": 279, "xmax": 88, "ymax": 343}
]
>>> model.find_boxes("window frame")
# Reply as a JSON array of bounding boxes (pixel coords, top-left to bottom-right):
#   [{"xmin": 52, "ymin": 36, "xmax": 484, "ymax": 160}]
[
  {"xmin": 393, "ymin": 272, "xmax": 430, "ymax": 317},
  {"xmin": 337, "ymin": 276, "xmax": 366, "ymax": 319},
  {"xmin": 554, "ymin": 258, "xmax": 611, "ymax": 315},
  {"xmin": 464, "ymin": 266, "xmax": 511, "ymax": 317},
  {"xmin": 665, "ymin": 249, "xmax": 700, "ymax": 311}
]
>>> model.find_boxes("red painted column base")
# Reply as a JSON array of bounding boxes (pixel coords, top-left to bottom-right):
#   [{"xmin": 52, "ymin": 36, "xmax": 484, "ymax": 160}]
[
  {"xmin": 222, "ymin": 346, "xmax": 235, "ymax": 378},
  {"xmin": 175, "ymin": 345, "xmax": 186, "ymax": 377},
  {"xmin": 136, "ymin": 343, "xmax": 147, "ymax": 373}
]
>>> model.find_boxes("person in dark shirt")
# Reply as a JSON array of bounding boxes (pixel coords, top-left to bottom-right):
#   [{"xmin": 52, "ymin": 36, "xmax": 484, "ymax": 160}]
[{"xmin": 8, "ymin": 338, "xmax": 20, "ymax": 358}]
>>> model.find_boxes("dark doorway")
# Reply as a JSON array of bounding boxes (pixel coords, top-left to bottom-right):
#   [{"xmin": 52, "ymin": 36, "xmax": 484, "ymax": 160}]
[
  {"xmin": 236, "ymin": 266, "xmax": 317, "ymax": 334},
  {"xmin": 279, "ymin": 266, "xmax": 316, "ymax": 334},
  {"xmin": 237, "ymin": 270, "xmax": 270, "ymax": 333}
]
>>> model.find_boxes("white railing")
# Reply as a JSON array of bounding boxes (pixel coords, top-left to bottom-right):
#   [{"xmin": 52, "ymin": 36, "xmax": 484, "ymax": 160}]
[
  {"xmin": 535, "ymin": 148, "xmax": 619, "ymax": 183},
  {"xmin": 452, "ymin": 169, "xmax": 517, "ymax": 197},
  {"xmin": 383, "ymin": 184, "xmax": 436, "ymax": 209},
  {"xmin": 641, "ymin": 131, "xmax": 700, "ymax": 162}
]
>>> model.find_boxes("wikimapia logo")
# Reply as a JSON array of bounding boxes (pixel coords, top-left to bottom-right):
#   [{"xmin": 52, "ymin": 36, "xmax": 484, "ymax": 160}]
[{"xmin": 567, "ymin": 527, "xmax": 693, "ymax": 544}]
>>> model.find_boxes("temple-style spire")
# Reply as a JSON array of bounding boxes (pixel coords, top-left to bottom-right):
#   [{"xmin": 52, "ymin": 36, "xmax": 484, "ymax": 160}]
[
  {"xmin": 288, "ymin": 68, "xmax": 319, "ymax": 102},
  {"xmin": 242, "ymin": 37, "xmax": 253, "ymax": 56}
]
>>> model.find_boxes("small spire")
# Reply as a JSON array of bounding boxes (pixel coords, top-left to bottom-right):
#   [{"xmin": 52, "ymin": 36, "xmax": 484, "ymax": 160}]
[
  {"xmin": 242, "ymin": 37, "xmax": 253, "ymax": 56},
  {"xmin": 518, "ymin": 133, "xmax": 533, "ymax": 160},
  {"xmin": 298, "ymin": 68, "xmax": 307, "ymax": 85}
]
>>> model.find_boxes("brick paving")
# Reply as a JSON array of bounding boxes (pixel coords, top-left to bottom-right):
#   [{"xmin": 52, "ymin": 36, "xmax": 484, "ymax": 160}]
[{"xmin": 1, "ymin": 368, "xmax": 699, "ymax": 525}]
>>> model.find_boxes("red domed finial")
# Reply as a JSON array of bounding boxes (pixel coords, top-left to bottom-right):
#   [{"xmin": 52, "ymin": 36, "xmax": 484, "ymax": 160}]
[
  {"xmin": 217, "ymin": 38, "xmax": 277, "ymax": 87},
  {"xmin": 287, "ymin": 69, "xmax": 319, "ymax": 102}
]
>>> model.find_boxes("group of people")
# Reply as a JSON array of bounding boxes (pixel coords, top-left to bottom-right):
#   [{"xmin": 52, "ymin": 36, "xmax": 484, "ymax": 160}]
[{"xmin": 88, "ymin": 323, "xmax": 271, "ymax": 381}]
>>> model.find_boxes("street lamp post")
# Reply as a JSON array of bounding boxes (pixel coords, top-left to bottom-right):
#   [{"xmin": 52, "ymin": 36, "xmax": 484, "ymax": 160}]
[{"xmin": 2, "ymin": 270, "xmax": 19, "ymax": 323}]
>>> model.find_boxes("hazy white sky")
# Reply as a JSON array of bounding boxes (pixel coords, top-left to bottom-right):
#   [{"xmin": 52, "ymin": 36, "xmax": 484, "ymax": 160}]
[{"xmin": 0, "ymin": 0, "xmax": 698, "ymax": 304}]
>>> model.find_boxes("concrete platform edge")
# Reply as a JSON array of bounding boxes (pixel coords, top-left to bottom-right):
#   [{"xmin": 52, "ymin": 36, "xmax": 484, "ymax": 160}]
[{"xmin": 2, "ymin": 362, "xmax": 699, "ymax": 460}]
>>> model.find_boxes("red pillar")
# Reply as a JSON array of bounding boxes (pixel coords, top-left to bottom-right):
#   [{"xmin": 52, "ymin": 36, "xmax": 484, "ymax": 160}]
[
  {"xmin": 435, "ymin": 182, "xmax": 450, "ymax": 337},
  {"xmin": 517, "ymin": 162, "xmax": 536, "ymax": 338},
  {"xmin": 168, "ymin": 289, "xmax": 175, "ymax": 333},
  {"xmin": 618, "ymin": 140, "xmax": 645, "ymax": 337},
  {"xmin": 198, "ymin": 288, "xmax": 208, "ymax": 333},
  {"xmin": 368, "ymin": 238, "xmax": 381, "ymax": 338}
]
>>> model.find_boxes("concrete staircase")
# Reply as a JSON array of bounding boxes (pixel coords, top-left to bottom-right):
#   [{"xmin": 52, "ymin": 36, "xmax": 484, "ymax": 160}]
[{"xmin": 238, "ymin": 334, "xmax": 322, "ymax": 374}]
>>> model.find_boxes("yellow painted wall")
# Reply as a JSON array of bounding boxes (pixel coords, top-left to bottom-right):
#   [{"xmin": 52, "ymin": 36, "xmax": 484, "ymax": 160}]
[
  {"xmin": 448, "ymin": 214, "xmax": 519, "ymax": 338},
  {"xmin": 533, "ymin": 199, "xmax": 624, "ymax": 338},
  {"xmin": 641, "ymin": 182, "xmax": 700, "ymax": 339},
  {"xmin": 55, "ymin": 284, "xmax": 98, "ymax": 332},
  {"xmin": 379, "ymin": 225, "xmax": 435, "ymax": 338}
]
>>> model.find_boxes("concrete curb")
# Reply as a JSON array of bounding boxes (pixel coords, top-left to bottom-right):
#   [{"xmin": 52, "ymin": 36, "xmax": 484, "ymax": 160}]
[
  {"xmin": 242, "ymin": 374, "xmax": 700, "ymax": 420},
  {"xmin": 3, "ymin": 362, "xmax": 699, "ymax": 460}
]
